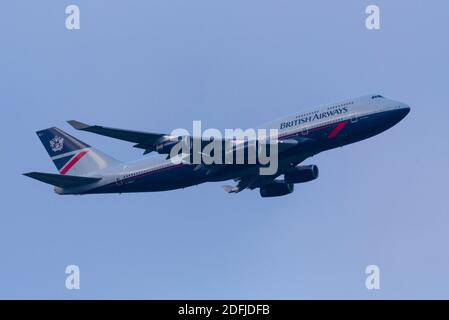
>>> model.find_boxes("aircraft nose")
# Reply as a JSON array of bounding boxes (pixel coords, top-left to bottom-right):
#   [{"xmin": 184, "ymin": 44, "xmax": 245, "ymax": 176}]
[
  {"xmin": 401, "ymin": 104, "xmax": 410, "ymax": 116},
  {"xmin": 399, "ymin": 104, "xmax": 411, "ymax": 117},
  {"xmin": 390, "ymin": 103, "xmax": 410, "ymax": 124}
]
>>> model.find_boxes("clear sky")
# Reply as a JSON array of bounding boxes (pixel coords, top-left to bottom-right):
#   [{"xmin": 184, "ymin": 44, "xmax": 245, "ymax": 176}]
[{"xmin": 1, "ymin": 0, "xmax": 448, "ymax": 299}]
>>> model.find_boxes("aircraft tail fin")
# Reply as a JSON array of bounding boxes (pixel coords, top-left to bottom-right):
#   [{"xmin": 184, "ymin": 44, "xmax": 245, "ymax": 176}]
[
  {"xmin": 23, "ymin": 172, "xmax": 101, "ymax": 188},
  {"xmin": 35, "ymin": 127, "xmax": 120, "ymax": 176}
]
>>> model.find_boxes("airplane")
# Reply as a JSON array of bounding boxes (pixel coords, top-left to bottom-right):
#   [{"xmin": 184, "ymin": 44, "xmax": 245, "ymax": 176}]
[{"xmin": 23, "ymin": 94, "xmax": 410, "ymax": 197}]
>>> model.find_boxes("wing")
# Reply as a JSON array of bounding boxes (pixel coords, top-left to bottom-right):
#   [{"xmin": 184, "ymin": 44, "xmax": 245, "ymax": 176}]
[
  {"xmin": 223, "ymin": 174, "xmax": 280, "ymax": 193},
  {"xmin": 67, "ymin": 120, "xmax": 169, "ymax": 154},
  {"xmin": 222, "ymin": 149, "xmax": 315, "ymax": 194},
  {"xmin": 67, "ymin": 120, "xmax": 229, "ymax": 156},
  {"xmin": 68, "ymin": 120, "xmax": 314, "ymax": 157}
]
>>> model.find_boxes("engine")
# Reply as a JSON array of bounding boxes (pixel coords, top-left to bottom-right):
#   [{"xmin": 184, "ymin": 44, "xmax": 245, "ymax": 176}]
[
  {"xmin": 155, "ymin": 137, "xmax": 187, "ymax": 155},
  {"xmin": 259, "ymin": 181, "xmax": 294, "ymax": 198},
  {"xmin": 284, "ymin": 165, "xmax": 319, "ymax": 184}
]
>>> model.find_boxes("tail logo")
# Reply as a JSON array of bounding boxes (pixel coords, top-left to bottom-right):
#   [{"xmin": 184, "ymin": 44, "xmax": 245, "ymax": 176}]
[{"xmin": 50, "ymin": 136, "xmax": 64, "ymax": 152}]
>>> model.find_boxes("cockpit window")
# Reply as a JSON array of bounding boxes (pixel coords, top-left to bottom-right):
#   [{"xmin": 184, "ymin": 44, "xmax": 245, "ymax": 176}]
[{"xmin": 371, "ymin": 95, "xmax": 384, "ymax": 99}]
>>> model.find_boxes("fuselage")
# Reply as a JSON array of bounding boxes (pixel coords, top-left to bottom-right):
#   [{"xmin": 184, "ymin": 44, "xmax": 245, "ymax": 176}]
[{"xmin": 56, "ymin": 94, "xmax": 410, "ymax": 195}]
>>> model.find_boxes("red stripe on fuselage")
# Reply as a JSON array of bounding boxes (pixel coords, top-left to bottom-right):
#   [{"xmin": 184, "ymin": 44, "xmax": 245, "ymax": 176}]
[
  {"xmin": 328, "ymin": 121, "xmax": 348, "ymax": 139},
  {"xmin": 60, "ymin": 150, "xmax": 89, "ymax": 175},
  {"xmin": 281, "ymin": 121, "xmax": 343, "ymax": 140}
]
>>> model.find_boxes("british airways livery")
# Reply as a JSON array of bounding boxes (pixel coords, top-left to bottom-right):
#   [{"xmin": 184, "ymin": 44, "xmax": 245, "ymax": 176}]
[{"xmin": 24, "ymin": 94, "xmax": 410, "ymax": 197}]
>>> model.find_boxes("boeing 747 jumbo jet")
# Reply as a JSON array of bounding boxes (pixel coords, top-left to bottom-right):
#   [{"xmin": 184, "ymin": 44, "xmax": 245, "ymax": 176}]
[{"xmin": 24, "ymin": 95, "xmax": 410, "ymax": 197}]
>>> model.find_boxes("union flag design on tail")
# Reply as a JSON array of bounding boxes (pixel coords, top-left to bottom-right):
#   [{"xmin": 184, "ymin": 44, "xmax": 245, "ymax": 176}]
[{"xmin": 36, "ymin": 127, "xmax": 120, "ymax": 176}]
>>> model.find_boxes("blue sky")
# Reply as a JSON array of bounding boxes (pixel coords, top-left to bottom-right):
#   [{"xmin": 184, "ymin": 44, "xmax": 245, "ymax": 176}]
[{"xmin": 0, "ymin": 0, "xmax": 448, "ymax": 299}]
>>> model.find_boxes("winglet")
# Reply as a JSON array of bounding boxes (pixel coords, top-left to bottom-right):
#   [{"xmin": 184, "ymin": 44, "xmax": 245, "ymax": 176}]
[{"xmin": 67, "ymin": 120, "xmax": 91, "ymax": 130}]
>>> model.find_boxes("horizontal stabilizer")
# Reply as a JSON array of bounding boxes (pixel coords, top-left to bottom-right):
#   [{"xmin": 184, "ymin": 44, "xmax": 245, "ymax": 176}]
[{"xmin": 23, "ymin": 172, "xmax": 101, "ymax": 188}]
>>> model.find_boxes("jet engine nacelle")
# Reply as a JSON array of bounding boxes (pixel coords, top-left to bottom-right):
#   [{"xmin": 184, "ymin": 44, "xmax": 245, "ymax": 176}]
[
  {"xmin": 284, "ymin": 165, "xmax": 319, "ymax": 184},
  {"xmin": 259, "ymin": 181, "xmax": 294, "ymax": 198},
  {"xmin": 155, "ymin": 137, "xmax": 191, "ymax": 154},
  {"xmin": 156, "ymin": 141, "xmax": 178, "ymax": 154}
]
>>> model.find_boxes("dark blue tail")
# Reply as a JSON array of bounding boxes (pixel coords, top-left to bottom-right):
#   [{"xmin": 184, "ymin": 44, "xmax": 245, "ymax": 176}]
[{"xmin": 36, "ymin": 127, "xmax": 120, "ymax": 175}]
